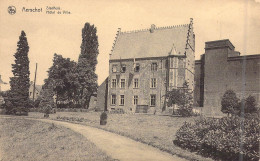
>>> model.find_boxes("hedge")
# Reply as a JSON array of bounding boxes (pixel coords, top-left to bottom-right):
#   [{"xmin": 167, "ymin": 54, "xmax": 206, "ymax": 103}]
[{"xmin": 174, "ymin": 115, "xmax": 259, "ymax": 161}]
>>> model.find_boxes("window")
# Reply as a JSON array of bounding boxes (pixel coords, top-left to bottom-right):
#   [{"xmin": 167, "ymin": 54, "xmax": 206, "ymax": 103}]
[
  {"xmin": 134, "ymin": 95, "xmax": 138, "ymax": 105},
  {"xmin": 120, "ymin": 79, "xmax": 125, "ymax": 88},
  {"xmin": 120, "ymin": 95, "xmax": 125, "ymax": 105},
  {"xmin": 151, "ymin": 78, "xmax": 156, "ymax": 88},
  {"xmin": 111, "ymin": 94, "xmax": 116, "ymax": 105},
  {"xmin": 134, "ymin": 78, "xmax": 139, "ymax": 88},
  {"xmin": 150, "ymin": 95, "xmax": 156, "ymax": 106},
  {"xmin": 121, "ymin": 64, "xmax": 126, "ymax": 73},
  {"xmin": 151, "ymin": 62, "xmax": 157, "ymax": 71},
  {"xmin": 112, "ymin": 65, "xmax": 117, "ymax": 73},
  {"xmin": 112, "ymin": 79, "xmax": 117, "ymax": 88},
  {"xmin": 170, "ymin": 58, "xmax": 173, "ymax": 68},
  {"xmin": 134, "ymin": 63, "xmax": 140, "ymax": 72}
]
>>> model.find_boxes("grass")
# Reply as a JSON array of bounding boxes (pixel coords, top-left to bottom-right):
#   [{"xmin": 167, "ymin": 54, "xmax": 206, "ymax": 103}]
[
  {"xmin": 0, "ymin": 117, "xmax": 114, "ymax": 161},
  {"xmin": 29, "ymin": 112, "xmax": 214, "ymax": 161}
]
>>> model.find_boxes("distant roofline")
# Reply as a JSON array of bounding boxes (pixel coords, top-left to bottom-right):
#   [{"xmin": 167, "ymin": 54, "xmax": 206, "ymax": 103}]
[{"xmin": 227, "ymin": 54, "xmax": 260, "ymax": 61}]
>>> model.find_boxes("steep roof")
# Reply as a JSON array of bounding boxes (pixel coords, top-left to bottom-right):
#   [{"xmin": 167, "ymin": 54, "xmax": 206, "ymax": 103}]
[
  {"xmin": 110, "ymin": 19, "xmax": 193, "ymax": 60},
  {"xmin": 29, "ymin": 82, "xmax": 42, "ymax": 92},
  {"xmin": 35, "ymin": 85, "xmax": 42, "ymax": 92}
]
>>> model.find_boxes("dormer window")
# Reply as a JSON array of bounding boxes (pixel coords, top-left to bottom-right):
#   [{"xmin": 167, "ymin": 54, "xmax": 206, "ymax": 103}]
[
  {"xmin": 134, "ymin": 63, "xmax": 140, "ymax": 72},
  {"xmin": 121, "ymin": 64, "xmax": 126, "ymax": 73},
  {"xmin": 112, "ymin": 65, "xmax": 117, "ymax": 73}
]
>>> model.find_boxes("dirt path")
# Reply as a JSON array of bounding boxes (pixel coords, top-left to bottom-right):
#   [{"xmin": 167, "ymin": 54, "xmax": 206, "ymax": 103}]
[{"xmin": 31, "ymin": 118, "xmax": 186, "ymax": 161}]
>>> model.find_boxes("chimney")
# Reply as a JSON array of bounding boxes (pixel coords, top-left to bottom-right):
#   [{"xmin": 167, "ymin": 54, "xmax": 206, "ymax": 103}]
[
  {"xmin": 150, "ymin": 24, "xmax": 156, "ymax": 33},
  {"xmin": 190, "ymin": 18, "xmax": 193, "ymax": 25}
]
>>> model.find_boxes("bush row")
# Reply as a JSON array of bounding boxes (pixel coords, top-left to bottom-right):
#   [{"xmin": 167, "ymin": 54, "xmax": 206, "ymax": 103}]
[
  {"xmin": 29, "ymin": 108, "xmax": 90, "ymax": 113},
  {"xmin": 174, "ymin": 115, "xmax": 259, "ymax": 161}
]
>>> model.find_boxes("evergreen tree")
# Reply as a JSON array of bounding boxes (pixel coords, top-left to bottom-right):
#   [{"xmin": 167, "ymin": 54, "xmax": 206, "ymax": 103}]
[
  {"xmin": 7, "ymin": 31, "xmax": 30, "ymax": 114},
  {"xmin": 77, "ymin": 23, "xmax": 99, "ymax": 108}
]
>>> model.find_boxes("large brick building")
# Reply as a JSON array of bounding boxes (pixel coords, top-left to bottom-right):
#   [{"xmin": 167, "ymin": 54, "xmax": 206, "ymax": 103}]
[
  {"xmin": 105, "ymin": 18, "xmax": 195, "ymax": 113},
  {"xmin": 194, "ymin": 39, "xmax": 260, "ymax": 116}
]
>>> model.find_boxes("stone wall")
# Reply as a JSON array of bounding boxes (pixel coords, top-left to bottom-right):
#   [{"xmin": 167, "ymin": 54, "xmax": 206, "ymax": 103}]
[{"xmin": 194, "ymin": 39, "xmax": 260, "ymax": 116}]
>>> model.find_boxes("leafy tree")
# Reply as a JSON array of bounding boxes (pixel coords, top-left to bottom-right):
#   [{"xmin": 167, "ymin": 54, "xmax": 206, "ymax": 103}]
[
  {"xmin": 166, "ymin": 81, "xmax": 193, "ymax": 117},
  {"xmin": 244, "ymin": 95, "xmax": 258, "ymax": 114},
  {"xmin": 237, "ymin": 95, "xmax": 258, "ymax": 115},
  {"xmin": 6, "ymin": 31, "xmax": 30, "ymax": 114},
  {"xmin": 77, "ymin": 23, "xmax": 99, "ymax": 108},
  {"xmin": 47, "ymin": 54, "xmax": 79, "ymax": 106},
  {"xmin": 221, "ymin": 90, "xmax": 239, "ymax": 116}
]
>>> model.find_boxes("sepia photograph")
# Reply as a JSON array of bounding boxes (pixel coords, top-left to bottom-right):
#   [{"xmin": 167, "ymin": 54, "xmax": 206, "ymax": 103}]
[{"xmin": 0, "ymin": 0, "xmax": 259, "ymax": 160}]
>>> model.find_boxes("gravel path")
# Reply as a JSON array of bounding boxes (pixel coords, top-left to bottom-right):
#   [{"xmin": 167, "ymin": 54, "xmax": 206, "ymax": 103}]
[{"xmin": 34, "ymin": 118, "xmax": 187, "ymax": 161}]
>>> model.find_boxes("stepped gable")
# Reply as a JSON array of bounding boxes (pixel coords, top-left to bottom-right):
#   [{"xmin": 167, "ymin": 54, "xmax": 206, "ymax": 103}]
[{"xmin": 110, "ymin": 20, "xmax": 193, "ymax": 60}]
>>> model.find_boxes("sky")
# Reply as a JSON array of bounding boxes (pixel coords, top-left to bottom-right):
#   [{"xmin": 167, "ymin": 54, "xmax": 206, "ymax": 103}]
[{"xmin": 0, "ymin": 0, "xmax": 260, "ymax": 91}]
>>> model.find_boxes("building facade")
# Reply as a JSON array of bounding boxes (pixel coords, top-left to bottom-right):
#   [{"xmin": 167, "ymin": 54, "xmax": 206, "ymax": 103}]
[
  {"xmin": 194, "ymin": 39, "xmax": 260, "ymax": 116},
  {"xmin": 106, "ymin": 19, "xmax": 195, "ymax": 113},
  {"xmin": 29, "ymin": 81, "xmax": 42, "ymax": 101}
]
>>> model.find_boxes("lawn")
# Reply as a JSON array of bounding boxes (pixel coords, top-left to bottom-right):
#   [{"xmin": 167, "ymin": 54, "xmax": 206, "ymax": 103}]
[
  {"xmin": 0, "ymin": 117, "xmax": 114, "ymax": 161},
  {"xmin": 29, "ymin": 112, "xmax": 213, "ymax": 161}
]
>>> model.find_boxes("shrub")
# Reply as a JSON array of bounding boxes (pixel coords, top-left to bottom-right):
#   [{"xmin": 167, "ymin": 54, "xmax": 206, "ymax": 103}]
[
  {"xmin": 244, "ymin": 95, "xmax": 258, "ymax": 114},
  {"xmin": 234, "ymin": 95, "xmax": 259, "ymax": 117},
  {"xmin": 34, "ymin": 97, "xmax": 42, "ymax": 108},
  {"xmin": 15, "ymin": 107, "xmax": 29, "ymax": 116},
  {"xmin": 3, "ymin": 100, "xmax": 14, "ymax": 114},
  {"xmin": 100, "ymin": 112, "xmax": 108, "ymax": 125},
  {"xmin": 221, "ymin": 90, "xmax": 239, "ymax": 116},
  {"xmin": 174, "ymin": 116, "xmax": 260, "ymax": 161}
]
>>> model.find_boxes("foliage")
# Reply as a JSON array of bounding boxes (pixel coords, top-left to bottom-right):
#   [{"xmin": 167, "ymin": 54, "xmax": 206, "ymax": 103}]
[
  {"xmin": 222, "ymin": 90, "xmax": 259, "ymax": 116},
  {"xmin": 174, "ymin": 116, "xmax": 260, "ymax": 161},
  {"xmin": 39, "ymin": 79, "xmax": 55, "ymax": 110},
  {"xmin": 6, "ymin": 31, "xmax": 30, "ymax": 114},
  {"xmin": 47, "ymin": 53, "xmax": 80, "ymax": 105},
  {"xmin": 244, "ymin": 95, "xmax": 258, "ymax": 114},
  {"xmin": 166, "ymin": 81, "xmax": 193, "ymax": 116},
  {"xmin": 77, "ymin": 22, "xmax": 99, "ymax": 108},
  {"xmin": 33, "ymin": 96, "xmax": 42, "ymax": 108},
  {"xmin": 221, "ymin": 90, "xmax": 240, "ymax": 115}
]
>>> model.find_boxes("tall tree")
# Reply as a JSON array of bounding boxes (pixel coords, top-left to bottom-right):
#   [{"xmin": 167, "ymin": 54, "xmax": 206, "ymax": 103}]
[
  {"xmin": 77, "ymin": 23, "xmax": 99, "ymax": 108},
  {"xmin": 7, "ymin": 31, "xmax": 30, "ymax": 113}
]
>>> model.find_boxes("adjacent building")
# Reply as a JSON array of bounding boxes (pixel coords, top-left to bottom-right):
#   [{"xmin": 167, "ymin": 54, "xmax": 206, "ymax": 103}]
[
  {"xmin": 105, "ymin": 18, "xmax": 195, "ymax": 113},
  {"xmin": 194, "ymin": 39, "xmax": 260, "ymax": 116},
  {"xmin": 29, "ymin": 81, "xmax": 42, "ymax": 101}
]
